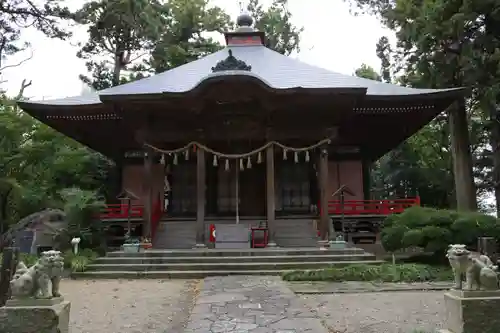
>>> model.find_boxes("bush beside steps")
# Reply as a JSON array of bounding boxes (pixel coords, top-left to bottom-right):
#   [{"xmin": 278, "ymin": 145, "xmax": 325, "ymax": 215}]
[{"xmin": 281, "ymin": 263, "xmax": 453, "ymax": 282}]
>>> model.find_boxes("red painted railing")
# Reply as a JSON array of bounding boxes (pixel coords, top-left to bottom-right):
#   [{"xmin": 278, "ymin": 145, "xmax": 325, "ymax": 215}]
[
  {"xmin": 99, "ymin": 204, "xmax": 144, "ymax": 219},
  {"xmin": 99, "ymin": 196, "xmax": 163, "ymax": 241},
  {"xmin": 321, "ymin": 197, "xmax": 420, "ymax": 215}
]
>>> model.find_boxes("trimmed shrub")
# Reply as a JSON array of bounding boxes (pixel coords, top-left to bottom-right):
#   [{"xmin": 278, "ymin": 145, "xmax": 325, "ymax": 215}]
[{"xmin": 381, "ymin": 206, "xmax": 500, "ymax": 254}]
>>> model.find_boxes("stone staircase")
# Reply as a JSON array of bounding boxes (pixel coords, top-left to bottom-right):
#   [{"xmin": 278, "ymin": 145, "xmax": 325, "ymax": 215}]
[
  {"xmin": 153, "ymin": 220, "xmax": 197, "ymax": 249},
  {"xmin": 153, "ymin": 218, "xmax": 319, "ymax": 249},
  {"xmin": 274, "ymin": 219, "xmax": 318, "ymax": 247},
  {"xmin": 71, "ymin": 247, "xmax": 383, "ymax": 279}
]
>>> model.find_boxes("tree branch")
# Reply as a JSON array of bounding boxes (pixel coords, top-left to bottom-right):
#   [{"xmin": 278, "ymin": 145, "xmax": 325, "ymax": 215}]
[
  {"xmin": 0, "ymin": 50, "xmax": 33, "ymax": 73},
  {"xmin": 15, "ymin": 79, "xmax": 32, "ymax": 100}
]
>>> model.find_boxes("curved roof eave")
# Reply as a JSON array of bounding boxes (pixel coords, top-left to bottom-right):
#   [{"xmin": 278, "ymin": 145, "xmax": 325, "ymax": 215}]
[
  {"xmin": 363, "ymin": 87, "xmax": 467, "ymax": 102},
  {"xmin": 17, "ymin": 94, "xmax": 103, "ymax": 112}
]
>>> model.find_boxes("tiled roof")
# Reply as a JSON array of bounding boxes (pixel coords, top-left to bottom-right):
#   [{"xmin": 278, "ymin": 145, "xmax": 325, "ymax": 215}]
[{"xmin": 20, "ymin": 44, "xmax": 460, "ymax": 107}]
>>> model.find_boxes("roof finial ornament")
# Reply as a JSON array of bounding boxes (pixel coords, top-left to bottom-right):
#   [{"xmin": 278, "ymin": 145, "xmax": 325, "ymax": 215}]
[{"xmin": 236, "ymin": 0, "xmax": 253, "ymax": 28}]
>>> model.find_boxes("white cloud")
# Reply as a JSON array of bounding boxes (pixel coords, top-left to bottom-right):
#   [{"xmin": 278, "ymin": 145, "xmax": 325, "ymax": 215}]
[{"xmin": 0, "ymin": 0, "xmax": 394, "ymax": 100}]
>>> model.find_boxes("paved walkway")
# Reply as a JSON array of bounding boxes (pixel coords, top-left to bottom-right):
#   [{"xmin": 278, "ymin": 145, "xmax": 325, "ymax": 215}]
[
  {"xmin": 287, "ymin": 281, "xmax": 453, "ymax": 294},
  {"xmin": 184, "ymin": 276, "xmax": 329, "ymax": 333}
]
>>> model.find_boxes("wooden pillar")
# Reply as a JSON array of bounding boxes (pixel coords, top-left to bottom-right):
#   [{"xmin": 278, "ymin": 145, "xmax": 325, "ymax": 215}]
[
  {"xmin": 362, "ymin": 159, "xmax": 371, "ymax": 200},
  {"xmin": 195, "ymin": 148, "xmax": 206, "ymax": 247},
  {"xmin": 266, "ymin": 146, "xmax": 277, "ymax": 246},
  {"xmin": 318, "ymin": 147, "xmax": 329, "ymax": 240},
  {"xmin": 143, "ymin": 147, "xmax": 153, "ymax": 238}
]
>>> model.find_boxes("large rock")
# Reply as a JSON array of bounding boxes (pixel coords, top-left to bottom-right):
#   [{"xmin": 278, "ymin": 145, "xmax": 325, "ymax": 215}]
[
  {"xmin": 0, "ymin": 299, "xmax": 71, "ymax": 333},
  {"xmin": 439, "ymin": 290, "xmax": 500, "ymax": 333}
]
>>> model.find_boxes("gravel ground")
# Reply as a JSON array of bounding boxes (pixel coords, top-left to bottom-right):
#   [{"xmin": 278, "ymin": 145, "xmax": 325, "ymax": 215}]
[
  {"xmin": 60, "ymin": 279, "xmax": 201, "ymax": 333},
  {"xmin": 302, "ymin": 291, "xmax": 445, "ymax": 333}
]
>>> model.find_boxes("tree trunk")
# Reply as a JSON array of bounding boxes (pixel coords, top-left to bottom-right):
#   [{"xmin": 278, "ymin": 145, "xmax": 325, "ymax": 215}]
[
  {"xmin": 112, "ymin": 55, "xmax": 121, "ymax": 86},
  {"xmin": 448, "ymin": 98, "xmax": 477, "ymax": 211},
  {"xmin": 0, "ymin": 247, "xmax": 18, "ymax": 306},
  {"xmin": 488, "ymin": 102, "xmax": 500, "ymax": 216}
]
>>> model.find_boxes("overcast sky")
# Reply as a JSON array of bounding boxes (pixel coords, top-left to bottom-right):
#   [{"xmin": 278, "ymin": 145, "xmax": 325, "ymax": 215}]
[{"xmin": 0, "ymin": 0, "xmax": 394, "ymax": 100}]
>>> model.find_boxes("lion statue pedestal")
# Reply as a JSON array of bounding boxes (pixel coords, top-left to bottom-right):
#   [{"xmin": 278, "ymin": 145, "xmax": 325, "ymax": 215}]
[
  {"xmin": 0, "ymin": 250, "xmax": 71, "ymax": 333},
  {"xmin": 439, "ymin": 244, "xmax": 500, "ymax": 333}
]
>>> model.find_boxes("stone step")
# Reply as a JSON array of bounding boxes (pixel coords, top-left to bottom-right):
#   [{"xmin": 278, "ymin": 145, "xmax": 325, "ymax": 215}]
[
  {"xmin": 94, "ymin": 253, "xmax": 376, "ymax": 265},
  {"xmin": 72, "ymin": 262, "xmax": 384, "ymax": 279},
  {"xmin": 275, "ymin": 239, "xmax": 318, "ymax": 247},
  {"xmin": 106, "ymin": 247, "xmax": 366, "ymax": 257},
  {"xmin": 86, "ymin": 260, "xmax": 382, "ymax": 272}
]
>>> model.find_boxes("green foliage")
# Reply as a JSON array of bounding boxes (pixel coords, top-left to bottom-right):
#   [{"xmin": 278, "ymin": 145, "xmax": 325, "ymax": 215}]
[
  {"xmin": 78, "ymin": 0, "xmax": 303, "ymax": 89},
  {"xmin": 52, "ymin": 188, "xmax": 106, "ymax": 251},
  {"xmin": 0, "ymin": 95, "xmax": 111, "ymax": 236},
  {"xmin": 0, "ymin": 253, "xmax": 39, "ymax": 269},
  {"xmin": 381, "ymin": 206, "xmax": 500, "ymax": 254},
  {"xmin": 63, "ymin": 249, "xmax": 99, "ymax": 272},
  {"xmin": 76, "ymin": 0, "xmax": 168, "ymax": 88},
  {"xmin": 281, "ymin": 263, "xmax": 452, "ymax": 282},
  {"xmin": 147, "ymin": 0, "xmax": 231, "ymax": 73},
  {"xmin": 354, "ymin": 63, "xmax": 381, "ymax": 81},
  {"xmin": 347, "ymin": 0, "xmax": 500, "ymax": 213},
  {"xmin": 248, "ymin": 0, "xmax": 303, "ymax": 55},
  {"xmin": 0, "ymin": 0, "xmax": 74, "ymax": 71}
]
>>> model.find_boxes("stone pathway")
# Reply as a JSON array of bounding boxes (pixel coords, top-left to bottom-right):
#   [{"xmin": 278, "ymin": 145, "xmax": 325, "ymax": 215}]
[
  {"xmin": 184, "ymin": 276, "xmax": 329, "ymax": 333},
  {"xmin": 287, "ymin": 281, "xmax": 453, "ymax": 294}
]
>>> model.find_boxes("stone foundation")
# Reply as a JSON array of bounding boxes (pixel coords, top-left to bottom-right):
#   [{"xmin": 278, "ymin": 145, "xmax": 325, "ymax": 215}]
[
  {"xmin": 439, "ymin": 290, "xmax": 500, "ymax": 333},
  {"xmin": 0, "ymin": 298, "xmax": 71, "ymax": 333}
]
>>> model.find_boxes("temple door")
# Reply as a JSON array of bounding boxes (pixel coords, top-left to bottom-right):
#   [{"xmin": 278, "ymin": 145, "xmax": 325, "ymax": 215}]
[{"xmin": 239, "ymin": 163, "xmax": 265, "ymax": 216}]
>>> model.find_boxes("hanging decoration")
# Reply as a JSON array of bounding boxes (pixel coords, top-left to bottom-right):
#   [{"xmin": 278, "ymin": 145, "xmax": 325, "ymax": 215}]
[{"xmin": 143, "ymin": 136, "xmax": 333, "ymax": 171}]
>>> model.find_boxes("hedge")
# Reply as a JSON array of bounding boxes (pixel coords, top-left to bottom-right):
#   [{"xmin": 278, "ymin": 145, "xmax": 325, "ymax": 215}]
[{"xmin": 381, "ymin": 206, "xmax": 500, "ymax": 254}]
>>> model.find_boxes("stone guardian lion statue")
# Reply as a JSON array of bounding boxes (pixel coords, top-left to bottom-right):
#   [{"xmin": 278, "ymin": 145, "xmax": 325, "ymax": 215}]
[
  {"xmin": 446, "ymin": 244, "xmax": 499, "ymax": 290},
  {"xmin": 9, "ymin": 250, "xmax": 64, "ymax": 299}
]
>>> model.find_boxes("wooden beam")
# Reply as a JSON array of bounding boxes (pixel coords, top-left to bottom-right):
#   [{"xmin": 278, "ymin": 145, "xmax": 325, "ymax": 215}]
[
  {"xmin": 142, "ymin": 127, "xmax": 338, "ymax": 143},
  {"xmin": 318, "ymin": 147, "xmax": 329, "ymax": 241},
  {"xmin": 195, "ymin": 148, "xmax": 206, "ymax": 247},
  {"xmin": 143, "ymin": 146, "xmax": 153, "ymax": 238}
]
